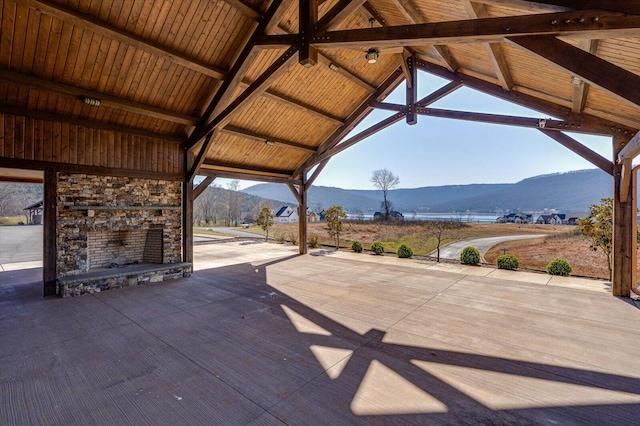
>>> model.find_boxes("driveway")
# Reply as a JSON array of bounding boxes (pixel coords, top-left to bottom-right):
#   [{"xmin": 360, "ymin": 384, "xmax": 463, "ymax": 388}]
[
  {"xmin": 0, "ymin": 225, "xmax": 42, "ymax": 263},
  {"xmin": 435, "ymin": 234, "xmax": 548, "ymax": 260}
]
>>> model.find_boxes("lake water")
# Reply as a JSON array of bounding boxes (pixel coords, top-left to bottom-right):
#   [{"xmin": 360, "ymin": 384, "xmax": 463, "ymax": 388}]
[{"xmin": 348, "ymin": 213, "xmax": 499, "ymax": 223}]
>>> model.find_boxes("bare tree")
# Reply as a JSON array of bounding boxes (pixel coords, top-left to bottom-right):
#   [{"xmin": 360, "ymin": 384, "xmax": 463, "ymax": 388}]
[
  {"xmin": 424, "ymin": 220, "xmax": 468, "ymax": 262},
  {"xmin": 226, "ymin": 180, "xmax": 242, "ymax": 227},
  {"xmin": 370, "ymin": 168, "xmax": 399, "ymax": 220}
]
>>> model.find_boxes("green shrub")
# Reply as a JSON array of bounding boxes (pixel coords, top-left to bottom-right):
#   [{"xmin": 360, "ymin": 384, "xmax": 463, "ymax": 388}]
[
  {"xmin": 307, "ymin": 234, "xmax": 320, "ymax": 248},
  {"xmin": 370, "ymin": 241, "xmax": 384, "ymax": 255},
  {"xmin": 497, "ymin": 254, "xmax": 519, "ymax": 270},
  {"xmin": 351, "ymin": 240, "xmax": 363, "ymax": 253},
  {"xmin": 546, "ymin": 258, "xmax": 572, "ymax": 276},
  {"xmin": 460, "ymin": 246, "xmax": 480, "ymax": 265},
  {"xmin": 397, "ymin": 244, "xmax": 413, "ymax": 258}
]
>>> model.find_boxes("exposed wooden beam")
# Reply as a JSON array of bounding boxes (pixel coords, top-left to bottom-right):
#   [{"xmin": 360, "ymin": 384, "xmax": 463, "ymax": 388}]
[
  {"xmin": 0, "ymin": 106, "xmax": 184, "ymax": 142},
  {"xmin": 473, "ymin": 0, "xmax": 640, "ymax": 15},
  {"xmin": 287, "ymin": 183, "xmax": 302, "ymax": 203},
  {"xmin": 461, "ymin": 1, "xmax": 514, "ymax": 90},
  {"xmin": 617, "ymin": 131, "xmax": 640, "ymax": 163},
  {"xmin": 416, "ymin": 80, "xmax": 464, "ymax": 106},
  {"xmin": 261, "ymin": 11, "xmax": 640, "ymax": 48},
  {"xmin": 23, "ymin": 0, "xmax": 226, "ymax": 80},
  {"xmin": 304, "ymin": 112, "xmax": 406, "ymax": 169},
  {"xmin": 249, "ymin": 84, "xmax": 344, "ymax": 124},
  {"xmin": 406, "ymin": 55, "xmax": 417, "ymax": 125},
  {"xmin": 193, "ymin": 176, "xmax": 216, "ymax": 199},
  {"xmin": 201, "ymin": 161, "xmax": 296, "ymax": 180},
  {"xmin": 539, "ymin": 129, "xmax": 613, "ymax": 175},
  {"xmin": 266, "ymin": 0, "xmax": 296, "ymax": 35},
  {"xmin": 305, "ymin": 159, "xmax": 330, "ymax": 190},
  {"xmin": 220, "ymin": 0, "xmax": 262, "ymax": 21},
  {"xmin": 415, "ymin": 106, "xmax": 604, "ymax": 133},
  {"xmin": 508, "ymin": 35, "xmax": 640, "ymax": 110},
  {"xmin": 0, "ymin": 70, "xmax": 197, "ymax": 126},
  {"xmin": 299, "ymin": 0, "xmax": 318, "ymax": 67},
  {"xmin": 186, "ymin": 47, "xmax": 298, "ymax": 152},
  {"xmin": 220, "ymin": 126, "xmax": 315, "ymax": 152},
  {"xmin": 188, "ymin": 132, "xmax": 215, "ymax": 182},
  {"xmin": 316, "ymin": 0, "xmax": 368, "ymax": 31},
  {"xmin": 193, "ymin": 0, "xmax": 287, "ymax": 139},
  {"xmin": 619, "ymin": 158, "xmax": 632, "ymax": 203},
  {"xmin": 362, "ymin": 2, "xmax": 388, "ymax": 26},
  {"xmin": 389, "ymin": 0, "xmax": 458, "ymax": 71},
  {"xmin": 415, "ymin": 59, "xmax": 638, "ymax": 136},
  {"xmin": 198, "ymin": 168, "xmax": 301, "ymax": 185},
  {"xmin": 571, "ymin": 39, "xmax": 599, "ymax": 113}
]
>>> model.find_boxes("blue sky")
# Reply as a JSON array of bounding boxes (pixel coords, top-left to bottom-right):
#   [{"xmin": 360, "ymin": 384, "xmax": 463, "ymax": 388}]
[{"xmin": 213, "ymin": 71, "xmax": 612, "ymax": 191}]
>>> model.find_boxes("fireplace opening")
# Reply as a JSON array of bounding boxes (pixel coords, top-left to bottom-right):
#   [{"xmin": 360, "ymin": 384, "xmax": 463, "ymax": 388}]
[{"xmin": 88, "ymin": 229, "xmax": 163, "ymax": 270}]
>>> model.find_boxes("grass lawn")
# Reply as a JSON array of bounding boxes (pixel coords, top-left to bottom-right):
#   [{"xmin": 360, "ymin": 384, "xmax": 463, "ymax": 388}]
[{"xmin": 0, "ymin": 216, "xmax": 28, "ymax": 225}]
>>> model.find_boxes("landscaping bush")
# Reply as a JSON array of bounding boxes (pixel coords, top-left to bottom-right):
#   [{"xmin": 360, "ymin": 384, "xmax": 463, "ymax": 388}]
[
  {"xmin": 307, "ymin": 234, "xmax": 320, "ymax": 248},
  {"xmin": 496, "ymin": 254, "xmax": 519, "ymax": 270},
  {"xmin": 289, "ymin": 233, "xmax": 298, "ymax": 245},
  {"xmin": 274, "ymin": 232, "xmax": 286, "ymax": 243},
  {"xmin": 460, "ymin": 246, "xmax": 480, "ymax": 265},
  {"xmin": 397, "ymin": 244, "xmax": 413, "ymax": 258},
  {"xmin": 351, "ymin": 240, "xmax": 363, "ymax": 253},
  {"xmin": 546, "ymin": 258, "xmax": 572, "ymax": 276},
  {"xmin": 370, "ymin": 241, "xmax": 384, "ymax": 255}
]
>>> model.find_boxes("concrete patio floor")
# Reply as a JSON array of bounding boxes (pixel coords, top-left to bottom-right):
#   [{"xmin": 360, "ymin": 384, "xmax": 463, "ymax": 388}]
[{"xmin": 1, "ymin": 241, "xmax": 639, "ymax": 425}]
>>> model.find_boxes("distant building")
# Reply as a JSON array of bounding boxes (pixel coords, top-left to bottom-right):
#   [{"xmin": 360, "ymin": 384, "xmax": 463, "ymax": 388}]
[
  {"xmin": 274, "ymin": 206, "xmax": 319, "ymax": 223},
  {"xmin": 374, "ymin": 211, "xmax": 404, "ymax": 220},
  {"xmin": 536, "ymin": 214, "xmax": 566, "ymax": 225},
  {"xmin": 496, "ymin": 212, "xmax": 533, "ymax": 224},
  {"xmin": 23, "ymin": 200, "xmax": 43, "ymax": 225}
]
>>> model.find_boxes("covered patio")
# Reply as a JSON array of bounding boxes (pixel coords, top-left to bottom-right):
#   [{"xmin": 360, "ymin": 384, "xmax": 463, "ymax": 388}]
[{"xmin": 2, "ymin": 242, "xmax": 639, "ymax": 424}]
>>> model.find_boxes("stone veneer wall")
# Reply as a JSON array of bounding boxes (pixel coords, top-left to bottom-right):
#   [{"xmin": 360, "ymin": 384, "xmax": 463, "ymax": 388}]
[{"xmin": 56, "ymin": 173, "xmax": 182, "ymax": 277}]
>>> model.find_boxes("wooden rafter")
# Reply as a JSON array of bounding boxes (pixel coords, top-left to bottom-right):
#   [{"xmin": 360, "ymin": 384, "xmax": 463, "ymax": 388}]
[
  {"xmin": 198, "ymin": 168, "xmax": 301, "ymax": 185},
  {"xmin": 305, "ymin": 159, "xmax": 330, "ymax": 190},
  {"xmin": 220, "ymin": 126, "xmax": 315, "ymax": 152},
  {"xmin": 220, "ymin": 0, "xmax": 262, "ymax": 21},
  {"xmin": 299, "ymin": 0, "xmax": 319, "ymax": 67},
  {"xmin": 305, "ymin": 112, "xmax": 406, "ymax": 168},
  {"xmin": 0, "ymin": 70, "xmax": 197, "ymax": 126},
  {"xmin": 416, "ymin": 81, "xmax": 463, "ymax": 106},
  {"xmin": 415, "ymin": 59, "xmax": 638, "ymax": 136},
  {"xmin": 617, "ymin": 131, "xmax": 640, "ymax": 163},
  {"xmin": 389, "ymin": 0, "xmax": 459, "ymax": 72},
  {"xmin": 194, "ymin": 0, "xmax": 287, "ymax": 138},
  {"xmin": 0, "ymin": 106, "xmax": 184, "ymax": 142},
  {"xmin": 539, "ymin": 129, "xmax": 614, "ymax": 175},
  {"xmin": 201, "ymin": 161, "xmax": 295, "ymax": 180},
  {"xmin": 509, "ymin": 35, "xmax": 640, "ymax": 109},
  {"xmin": 22, "ymin": 0, "xmax": 226, "ymax": 80},
  {"xmin": 461, "ymin": 1, "xmax": 514, "ymax": 90},
  {"xmin": 316, "ymin": 0, "xmax": 368, "ymax": 31},
  {"xmin": 572, "ymin": 40, "xmax": 599, "ymax": 113},
  {"xmin": 255, "ymin": 11, "xmax": 640, "ymax": 48}
]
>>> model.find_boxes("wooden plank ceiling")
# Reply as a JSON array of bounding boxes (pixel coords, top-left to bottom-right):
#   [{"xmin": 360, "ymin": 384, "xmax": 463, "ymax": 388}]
[{"xmin": 1, "ymin": 0, "xmax": 639, "ymax": 183}]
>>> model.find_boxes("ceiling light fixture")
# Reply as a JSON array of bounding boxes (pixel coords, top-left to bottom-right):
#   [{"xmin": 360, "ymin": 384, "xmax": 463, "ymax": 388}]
[
  {"xmin": 328, "ymin": 63, "xmax": 339, "ymax": 72},
  {"xmin": 265, "ymin": 140, "xmax": 275, "ymax": 146},
  {"xmin": 365, "ymin": 48, "xmax": 379, "ymax": 64},
  {"xmin": 571, "ymin": 76, "xmax": 582, "ymax": 86},
  {"xmin": 81, "ymin": 96, "xmax": 101, "ymax": 107}
]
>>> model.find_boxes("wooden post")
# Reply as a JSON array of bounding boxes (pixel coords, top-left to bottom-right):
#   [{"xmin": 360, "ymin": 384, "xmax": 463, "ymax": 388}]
[
  {"xmin": 612, "ymin": 135, "xmax": 634, "ymax": 297},
  {"xmin": 632, "ymin": 167, "xmax": 638, "ymax": 292},
  {"xmin": 299, "ymin": 170, "xmax": 308, "ymax": 255},
  {"xmin": 43, "ymin": 168, "xmax": 57, "ymax": 296},
  {"xmin": 183, "ymin": 178, "xmax": 194, "ymax": 266},
  {"xmin": 406, "ymin": 55, "xmax": 417, "ymax": 125}
]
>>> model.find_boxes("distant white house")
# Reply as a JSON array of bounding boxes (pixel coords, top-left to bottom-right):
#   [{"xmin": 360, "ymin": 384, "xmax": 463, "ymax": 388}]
[
  {"xmin": 274, "ymin": 206, "xmax": 298, "ymax": 223},
  {"xmin": 274, "ymin": 206, "xmax": 319, "ymax": 223},
  {"xmin": 535, "ymin": 214, "xmax": 566, "ymax": 225},
  {"xmin": 496, "ymin": 212, "xmax": 533, "ymax": 224}
]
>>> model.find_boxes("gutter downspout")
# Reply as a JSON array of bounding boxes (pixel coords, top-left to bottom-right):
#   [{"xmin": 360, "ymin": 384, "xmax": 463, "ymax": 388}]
[{"xmin": 632, "ymin": 165, "xmax": 640, "ymax": 296}]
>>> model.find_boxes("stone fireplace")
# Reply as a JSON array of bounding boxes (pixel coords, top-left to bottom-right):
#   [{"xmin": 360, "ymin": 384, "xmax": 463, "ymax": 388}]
[{"xmin": 55, "ymin": 173, "xmax": 191, "ymax": 297}]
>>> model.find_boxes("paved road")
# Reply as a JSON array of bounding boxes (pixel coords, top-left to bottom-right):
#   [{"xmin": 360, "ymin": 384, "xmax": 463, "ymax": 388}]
[
  {"xmin": 435, "ymin": 234, "xmax": 548, "ymax": 260},
  {"xmin": 0, "ymin": 225, "xmax": 42, "ymax": 263},
  {"xmin": 194, "ymin": 227, "xmax": 262, "ymax": 239}
]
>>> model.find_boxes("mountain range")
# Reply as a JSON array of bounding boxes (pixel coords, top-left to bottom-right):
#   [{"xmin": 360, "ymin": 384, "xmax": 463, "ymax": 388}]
[{"xmin": 242, "ymin": 169, "xmax": 617, "ymax": 213}]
